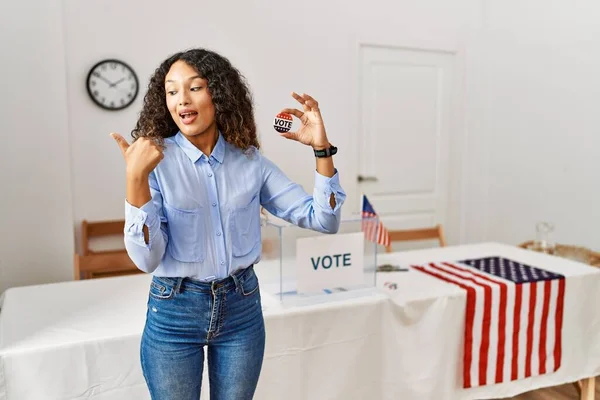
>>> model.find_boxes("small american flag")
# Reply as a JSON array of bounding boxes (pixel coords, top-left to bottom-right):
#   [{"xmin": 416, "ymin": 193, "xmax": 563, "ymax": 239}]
[
  {"xmin": 361, "ymin": 195, "xmax": 390, "ymax": 247},
  {"xmin": 413, "ymin": 257, "xmax": 565, "ymax": 388}
]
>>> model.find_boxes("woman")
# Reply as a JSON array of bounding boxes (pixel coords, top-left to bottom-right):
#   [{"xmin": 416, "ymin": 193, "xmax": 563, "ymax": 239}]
[{"xmin": 111, "ymin": 48, "xmax": 346, "ymax": 400}]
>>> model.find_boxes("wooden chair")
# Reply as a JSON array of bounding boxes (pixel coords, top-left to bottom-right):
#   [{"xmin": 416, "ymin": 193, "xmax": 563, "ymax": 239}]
[
  {"xmin": 74, "ymin": 219, "xmax": 142, "ymax": 280},
  {"xmin": 385, "ymin": 224, "xmax": 447, "ymax": 253}
]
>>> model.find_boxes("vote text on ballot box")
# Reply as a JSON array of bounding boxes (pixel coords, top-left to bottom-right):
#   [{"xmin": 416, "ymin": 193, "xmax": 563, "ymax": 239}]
[{"xmin": 257, "ymin": 217, "xmax": 379, "ymax": 306}]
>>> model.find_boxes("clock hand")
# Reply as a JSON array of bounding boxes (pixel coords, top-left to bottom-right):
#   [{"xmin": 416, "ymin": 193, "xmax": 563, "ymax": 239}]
[
  {"xmin": 95, "ymin": 74, "xmax": 113, "ymax": 86},
  {"xmin": 109, "ymin": 78, "xmax": 125, "ymax": 88}
]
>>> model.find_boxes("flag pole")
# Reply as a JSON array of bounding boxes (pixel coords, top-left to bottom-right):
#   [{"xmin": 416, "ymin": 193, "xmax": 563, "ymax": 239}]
[{"xmin": 360, "ymin": 191, "xmax": 364, "ymax": 214}]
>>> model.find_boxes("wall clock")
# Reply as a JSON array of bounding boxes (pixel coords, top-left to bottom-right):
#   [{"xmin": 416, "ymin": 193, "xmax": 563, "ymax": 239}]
[{"xmin": 86, "ymin": 59, "xmax": 139, "ymax": 110}]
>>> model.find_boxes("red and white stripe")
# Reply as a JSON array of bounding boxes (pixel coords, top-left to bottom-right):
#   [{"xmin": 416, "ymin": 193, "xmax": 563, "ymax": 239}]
[
  {"xmin": 361, "ymin": 211, "xmax": 390, "ymax": 247},
  {"xmin": 412, "ymin": 261, "xmax": 565, "ymax": 388}
]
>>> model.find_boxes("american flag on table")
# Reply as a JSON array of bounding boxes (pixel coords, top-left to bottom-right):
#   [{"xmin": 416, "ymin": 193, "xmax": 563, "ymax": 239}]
[
  {"xmin": 412, "ymin": 256, "xmax": 565, "ymax": 388},
  {"xmin": 361, "ymin": 194, "xmax": 390, "ymax": 247}
]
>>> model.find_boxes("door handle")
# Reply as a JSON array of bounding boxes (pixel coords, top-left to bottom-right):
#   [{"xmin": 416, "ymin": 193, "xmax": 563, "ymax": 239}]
[{"xmin": 357, "ymin": 175, "xmax": 378, "ymax": 182}]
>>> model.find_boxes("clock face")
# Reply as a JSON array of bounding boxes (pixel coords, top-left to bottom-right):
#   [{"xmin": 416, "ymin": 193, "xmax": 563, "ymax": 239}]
[{"xmin": 86, "ymin": 59, "xmax": 139, "ymax": 110}]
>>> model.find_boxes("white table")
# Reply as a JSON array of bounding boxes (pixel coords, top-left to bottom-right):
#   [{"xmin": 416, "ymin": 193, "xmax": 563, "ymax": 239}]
[{"xmin": 1, "ymin": 242, "xmax": 599, "ymax": 400}]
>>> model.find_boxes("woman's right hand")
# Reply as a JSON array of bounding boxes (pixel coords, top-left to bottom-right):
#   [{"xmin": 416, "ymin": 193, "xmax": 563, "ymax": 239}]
[{"xmin": 111, "ymin": 133, "xmax": 164, "ymax": 178}]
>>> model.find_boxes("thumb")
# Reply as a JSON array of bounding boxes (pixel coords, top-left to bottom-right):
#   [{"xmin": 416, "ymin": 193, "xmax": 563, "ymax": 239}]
[
  {"xmin": 110, "ymin": 132, "xmax": 130, "ymax": 156},
  {"xmin": 279, "ymin": 131, "xmax": 298, "ymax": 141}
]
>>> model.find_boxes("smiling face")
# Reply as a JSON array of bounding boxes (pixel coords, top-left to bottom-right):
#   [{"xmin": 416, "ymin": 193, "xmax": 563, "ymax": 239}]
[{"xmin": 165, "ymin": 60, "xmax": 217, "ymax": 139}]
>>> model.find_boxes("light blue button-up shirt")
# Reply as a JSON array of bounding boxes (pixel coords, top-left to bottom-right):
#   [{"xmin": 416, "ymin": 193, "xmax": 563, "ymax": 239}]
[{"xmin": 124, "ymin": 132, "xmax": 346, "ymax": 281}]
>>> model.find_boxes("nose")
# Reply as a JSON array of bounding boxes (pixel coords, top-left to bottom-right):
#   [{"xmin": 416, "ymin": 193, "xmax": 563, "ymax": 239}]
[{"xmin": 178, "ymin": 90, "xmax": 190, "ymax": 106}]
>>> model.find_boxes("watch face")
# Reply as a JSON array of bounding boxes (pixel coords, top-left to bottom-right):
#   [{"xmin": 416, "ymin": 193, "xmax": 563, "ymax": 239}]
[{"xmin": 86, "ymin": 59, "xmax": 139, "ymax": 110}]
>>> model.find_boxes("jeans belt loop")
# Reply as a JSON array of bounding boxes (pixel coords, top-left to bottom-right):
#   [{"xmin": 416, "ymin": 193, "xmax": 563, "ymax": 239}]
[
  {"xmin": 175, "ymin": 277, "xmax": 184, "ymax": 294},
  {"xmin": 230, "ymin": 272, "xmax": 241, "ymax": 294}
]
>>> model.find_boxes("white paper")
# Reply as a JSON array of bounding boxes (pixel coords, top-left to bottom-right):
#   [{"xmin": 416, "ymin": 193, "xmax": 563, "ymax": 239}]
[{"xmin": 296, "ymin": 232, "xmax": 364, "ymax": 293}]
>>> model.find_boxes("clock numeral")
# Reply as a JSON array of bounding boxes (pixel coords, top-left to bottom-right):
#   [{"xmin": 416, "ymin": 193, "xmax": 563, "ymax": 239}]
[
  {"xmin": 101, "ymin": 97, "xmax": 106, "ymax": 103},
  {"xmin": 90, "ymin": 80, "xmax": 96, "ymax": 86},
  {"xmin": 131, "ymin": 83, "xmax": 136, "ymax": 89},
  {"xmin": 110, "ymin": 63, "xmax": 117, "ymax": 69},
  {"xmin": 93, "ymin": 90, "xmax": 99, "ymax": 96},
  {"xmin": 92, "ymin": 72, "xmax": 100, "ymax": 78},
  {"xmin": 128, "ymin": 74, "xmax": 133, "ymax": 80},
  {"xmin": 101, "ymin": 64, "xmax": 107, "ymax": 71},
  {"xmin": 110, "ymin": 101, "xmax": 115, "ymax": 107},
  {"xmin": 120, "ymin": 99, "xmax": 125, "ymax": 104},
  {"xmin": 128, "ymin": 93, "xmax": 132, "ymax": 98}
]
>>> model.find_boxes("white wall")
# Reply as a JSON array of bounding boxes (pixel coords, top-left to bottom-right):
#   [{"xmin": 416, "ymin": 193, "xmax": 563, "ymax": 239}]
[
  {"xmin": 475, "ymin": 0, "xmax": 600, "ymax": 248},
  {"xmin": 0, "ymin": 0, "xmax": 74, "ymax": 293},
  {"xmin": 62, "ymin": 0, "xmax": 480, "ymax": 253},
  {"xmin": 2, "ymin": 0, "xmax": 599, "ymax": 292}
]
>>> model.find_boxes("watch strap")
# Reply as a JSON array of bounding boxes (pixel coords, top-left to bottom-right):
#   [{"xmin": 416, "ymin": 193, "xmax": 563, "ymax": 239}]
[{"xmin": 314, "ymin": 145, "xmax": 338, "ymax": 158}]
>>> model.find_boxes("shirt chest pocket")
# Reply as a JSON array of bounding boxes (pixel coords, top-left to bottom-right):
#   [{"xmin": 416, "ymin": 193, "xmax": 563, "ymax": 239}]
[
  {"xmin": 164, "ymin": 203, "xmax": 205, "ymax": 263},
  {"xmin": 229, "ymin": 195, "xmax": 261, "ymax": 257}
]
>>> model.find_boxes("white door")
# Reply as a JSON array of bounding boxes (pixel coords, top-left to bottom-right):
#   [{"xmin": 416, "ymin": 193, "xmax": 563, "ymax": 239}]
[{"xmin": 357, "ymin": 44, "xmax": 459, "ymax": 249}]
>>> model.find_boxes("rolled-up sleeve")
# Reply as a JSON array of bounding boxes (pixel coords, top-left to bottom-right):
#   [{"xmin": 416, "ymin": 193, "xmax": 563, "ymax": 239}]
[
  {"xmin": 123, "ymin": 171, "xmax": 168, "ymax": 273},
  {"xmin": 312, "ymin": 169, "xmax": 345, "ymax": 215},
  {"xmin": 259, "ymin": 155, "xmax": 346, "ymax": 234}
]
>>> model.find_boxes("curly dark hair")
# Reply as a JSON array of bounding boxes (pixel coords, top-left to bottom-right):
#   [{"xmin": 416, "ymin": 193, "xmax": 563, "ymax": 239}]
[{"xmin": 131, "ymin": 48, "xmax": 259, "ymax": 151}]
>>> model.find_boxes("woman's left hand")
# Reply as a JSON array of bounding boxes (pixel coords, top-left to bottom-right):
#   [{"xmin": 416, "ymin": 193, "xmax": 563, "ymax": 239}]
[{"xmin": 279, "ymin": 92, "xmax": 330, "ymax": 149}]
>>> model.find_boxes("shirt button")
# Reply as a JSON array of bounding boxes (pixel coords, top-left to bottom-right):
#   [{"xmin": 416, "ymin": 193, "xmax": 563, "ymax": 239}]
[
  {"xmin": 136, "ymin": 215, "xmax": 144, "ymax": 222},
  {"xmin": 208, "ymin": 173, "xmax": 213, "ymax": 177},
  {"xmin": 212, "ymin": 202, "xmax": 217, "ymax": 207},
  {"xmin": 220, "ymin": 261, "xmax": 225, "ymax": 265},
  {"xmin": 216, "ymin": 232, "xmax": 221, "ymax": 236}
]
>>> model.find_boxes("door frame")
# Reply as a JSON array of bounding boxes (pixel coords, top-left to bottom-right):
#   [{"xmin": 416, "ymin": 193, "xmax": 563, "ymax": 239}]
[{"xmin": 353, "ymin": 38, "xmax": 468, "ymax": 245}]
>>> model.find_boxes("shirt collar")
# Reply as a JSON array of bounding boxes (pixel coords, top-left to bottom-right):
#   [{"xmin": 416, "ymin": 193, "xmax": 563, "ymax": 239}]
[{"xmin": 174, "ymin": 131, "xmax": 225, "ymax": 164}]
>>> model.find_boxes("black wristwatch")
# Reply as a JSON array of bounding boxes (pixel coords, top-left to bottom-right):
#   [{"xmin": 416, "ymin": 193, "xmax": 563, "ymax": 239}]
[{"xmin": 313, "ymin": 144, "xmax": 338, "ymax": 158}]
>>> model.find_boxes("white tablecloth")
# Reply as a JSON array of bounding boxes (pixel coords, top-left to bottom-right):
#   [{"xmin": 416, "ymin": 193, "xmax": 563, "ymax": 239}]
[
  {"xmin": 1, "ymin": 242, "xmax": 599, "ymax": 400},
  {"xmin": 0, "ymin": 263, "xmax": 387, "ymax": 400},
  {"xmin": 376, "ymin": 242, "xmax": 600, "ymax": 399}
]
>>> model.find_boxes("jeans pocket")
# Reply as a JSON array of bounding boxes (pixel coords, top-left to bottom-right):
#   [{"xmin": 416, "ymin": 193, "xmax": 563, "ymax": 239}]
[
  {"xmin": 230, "ymin": 195, "xmax": 261, "ymax": 257},
  {"xmin": 164, "ymin": 203, "xmax": 205, "ymax": 262},
  {"xmin": 239, "ymin": 269, "xmax": 260, "ymax": 296},
  {"xmin": 148, "ymin": 278, "xmax": 175, "ymax": 300}
]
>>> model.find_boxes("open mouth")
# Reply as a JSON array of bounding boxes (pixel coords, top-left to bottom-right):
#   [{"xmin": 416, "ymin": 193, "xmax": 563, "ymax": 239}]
[{"xmin": 179, "ymin": 111, "xmax": 198, "ymax": 124}]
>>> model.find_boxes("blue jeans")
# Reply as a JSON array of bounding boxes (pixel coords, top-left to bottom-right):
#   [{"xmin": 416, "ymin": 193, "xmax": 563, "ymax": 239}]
[{"xmin": 140, "ymin": 265, "xmax": 265, "ymax": 400}]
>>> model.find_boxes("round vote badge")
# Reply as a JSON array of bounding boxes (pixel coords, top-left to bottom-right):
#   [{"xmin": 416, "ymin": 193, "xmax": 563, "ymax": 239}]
[{"xmin": 273, "ymin": 112, "xmax": 293, "ymax": 133}]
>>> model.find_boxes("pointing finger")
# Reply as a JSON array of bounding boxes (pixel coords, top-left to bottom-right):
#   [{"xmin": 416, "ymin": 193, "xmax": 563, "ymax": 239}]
[{"xmin": 110, "ymin": 132, "xmax": 130, "ymax": 156}]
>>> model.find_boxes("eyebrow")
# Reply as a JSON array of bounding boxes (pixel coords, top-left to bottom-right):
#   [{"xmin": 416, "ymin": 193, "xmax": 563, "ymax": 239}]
[{"xmin": 165, "ymin": 75, "xmax": 203, "ymax": 83}]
